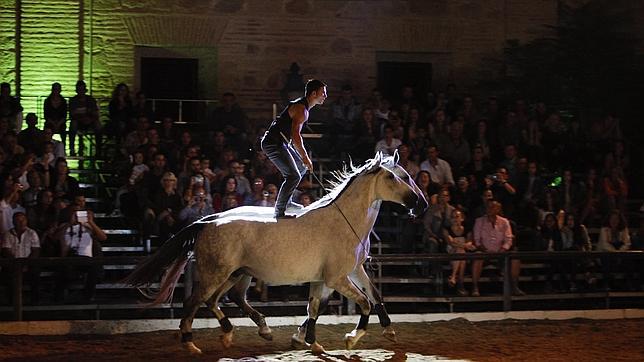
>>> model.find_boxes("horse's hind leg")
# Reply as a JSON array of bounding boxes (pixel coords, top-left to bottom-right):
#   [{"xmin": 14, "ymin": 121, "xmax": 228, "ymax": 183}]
[
  {"xmin": 216, "ymin": 275, "xmax": 273, "ymax": 341},
  {"xmin": 204, "ymin": 274, "xmax": 245, "ymax": 348},
  {"xmin": 179, "ymin": 270, "xmax": 233, "ymax": 354},
  {"xmin": 350, "ymin": 265, "xmax": 396, "ymax": 342},
  {"xmin": 327, "ymin": 276, "xmax": 372, "ymax": 350}
]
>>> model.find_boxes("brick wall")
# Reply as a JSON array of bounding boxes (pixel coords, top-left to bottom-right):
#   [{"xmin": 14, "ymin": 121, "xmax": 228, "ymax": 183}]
[{"xmin": 4, "ymin": 0, "xmax": 565, "ymax": 123}]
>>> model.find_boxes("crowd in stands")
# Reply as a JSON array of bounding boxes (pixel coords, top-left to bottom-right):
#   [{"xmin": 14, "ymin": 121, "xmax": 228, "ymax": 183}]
[{"xmin": 0, "ymin": 77, "xmax": 642, "ymax": 305}]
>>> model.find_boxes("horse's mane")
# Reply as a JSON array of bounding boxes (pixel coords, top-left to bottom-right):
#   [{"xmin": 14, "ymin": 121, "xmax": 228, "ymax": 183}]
[{"xmin": 306, "ymin": 154, "xmax": 387, "ymax": 211}]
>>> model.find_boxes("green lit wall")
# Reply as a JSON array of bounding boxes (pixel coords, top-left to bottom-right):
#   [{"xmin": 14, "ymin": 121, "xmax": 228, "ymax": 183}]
[
  {"xmin": 20, "ymin": 0, "xmax": 79, "ymax": 122},
  {"xmin": 0, "ymin": 1, "xmax": 16, "ymax": 90}
]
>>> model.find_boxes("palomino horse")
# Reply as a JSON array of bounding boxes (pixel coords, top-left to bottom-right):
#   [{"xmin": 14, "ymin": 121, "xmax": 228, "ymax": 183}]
[
  {"xmin": 222, "ymin": 153, "xmax": 427, "ymax": 351},
  {"xmin": 125, "ymin": 153, "xmax": 427, "ymax": 354}
]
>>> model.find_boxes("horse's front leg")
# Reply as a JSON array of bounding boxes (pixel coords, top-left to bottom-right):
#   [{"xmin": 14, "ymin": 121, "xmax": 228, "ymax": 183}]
[
  {"xmin": 350, "ymin": 265, "xmax": 397, "ymax": 342},
  {"xmin": 291, "ymin": 282, "xmax": 328, "ymax": 353},
  {"xmin": 327, "ymin": 275, "xmax": 371, "ymax": 350}
]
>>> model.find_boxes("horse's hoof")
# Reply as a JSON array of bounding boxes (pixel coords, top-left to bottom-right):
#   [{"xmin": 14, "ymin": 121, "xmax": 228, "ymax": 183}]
[
  {"xmin": 290, "ymin": 327, "xmax": 307, "ymax": 348},
  {"xmin": 382, "ymin": 326, "xmax": 398, "ymax": 342},
  {"xmin": 344, "ymin": 329, "xmax": 366, "ymax": 350},
  {"xmin": 311, "ymin": 342, "xmax": 325, "ymax": 354},
  {"xmin": 220, "ymin": 331, "xmax": 234, "ymax": 349},
  {"xmin": 259, "ymin": 326, "xmax": 273, "ymax": 341},
  {"xmin": 183, "ymin": 342, "xmax": 202, "ymax": 355}
]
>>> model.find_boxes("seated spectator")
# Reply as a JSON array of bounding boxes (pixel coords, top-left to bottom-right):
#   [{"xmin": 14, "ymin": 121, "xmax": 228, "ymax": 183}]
[
  {"xmin": 468, "ymin": 120, "xmax": 494, "ymax": 161},
  {"xmin": 451, "ymin": 176, "xmax": 476, "ymax": 215},
  {"xmin": 1, "ymin": 212, "xmax": 41, "ymax": 304},
  {"xmin": 40, "ymin": 126, "xmax": 66, "ymax": 160},
  {"xmin": 463, "ymin": 145, "xmax": 495, "ymax": 192},
  {"xmin": 487, "ymin": 167, "xmax": 517, "ymax": 220},
  {"xmin": 540, "ymin": 212, "xmax": 567, "ymax": 292},
  {"xmin": 107, "ymin": 83, "xmax": 133, "ymax": 142},
  {"xmin": 68, "ymin": 80, "xmax": 102, "ymax": 156},
  {"xmin": 439, "ymin": 120, "xmax": 470, "ymax": 177},
  {"xmin": 560, "ymin": 212, "xmax": 594, "ymax": 290},
  {"xmin": 17, "ymin": 113, "xmax": 42, "ymax": 153},
  {"xmin": 43, "ymin": 82, "xmax": 68, "ymax": 147},
  {"xmin": 122, "ymin": 116, "xmax": 150, "ymax": 157},
  {"xmin": 132, "ymin": 91, "xmax": 154, "ymax": 121},
  {"xmin": 443, "ymin": 209, "xmax": 475, "ymax": 295},
  {"xmin": 141, "ymin": 172, "xmax": 183, "ymax": 241},
  {"xmin": 579, "ymin": 168, "xmax": 601, "ymax": 226},
  {"xmin": 596, "ymin": 210, "xmax": 633, "ymax": 290},
  {"xmin": 263, "ymin": 183, "xmax": 278, "ymax": 208},
  {"xmin": 178, "ymin": 156, "xmax": 211, "ymax": 197},
  {"xmin": 3, "ymin": 131, "xmax": 24, "ymax": 159},
  {"xmin": 0, "ymin": 177, "xmax": 26, "ymax": 236},
  {"xmin": 374, "ymin": 125, "xmax": 402, "ymax": 156},
  {"xmin": 554, "ymin": 169, "xmax": 583, "ymax": 214},
  {"xmin": 516, "ymin": 161, "xmax": 546, "ymax": 210},
  {"xmin": 0, "ymin": 82, "xmax": 23, "ymax": 132},
  {"xmin": 298, "ymin": 192, "xmax": 314, "ymax": 207},
  {"xmin": 415, "ymin": 170, "xmax": 440, "ymax": 203},
  {"xmin": 419, "ymin": 145, "xmax": 455, "ymax": 188},
  {"xmin": 422, "ymin": 189, "xmax": 454, "ymax": 276},
  {"xmin": 397, "ymin": 144, "xmax": 419, "ymax": 179},
  {"xmin": 471, "ymin": 200, "xmax": 524, "ymax": 296},
  {"xmin": 27, "ymin": 189, "xmax": 60, "ymax": 257},
  {"xmin": 331, "ymin": 84, "xmax": 361, "ymax": 156},
  {"xmin": 54, "ymin": 207, "xmax": 106, "ymax": 302},
  {"xmin": 49, "ymin": 157, "xmax": 79, "ymax": 203},
  {"xmin": 230, "ymin": 160, "xmax": 251, "ymax": 198},
  {"xmin": 21, "ymin": 169, "xmax": 44, "ymax": 210},
  {"xmin": 602, "ymin": 166, "xmax": 628, "ymax": 215},
  {"xmin": 200, "ymin": 158, "xmax": 217, "ymax": 186},
  {"xmin": 178, "ymin": 185, "xmax": 214, "ymax": 225},
  {"xmin": 244, "ymin": 177, "xmax": 266, "ymax": 206},
  {"xmin": 249, "ymin": 150, "xmax": 280, "ymax": 187},
  {"xmin": 427, "ymin": 109, "xmax": 449, "ymax": 147},
  {"xmin": 158, "ymin": 116, "xmax": 178, "ymax": 154},
  {"xmin": 210, "ymin": 92, "xmax": 248, "ymax": 144},
  {"xmin": 212, "ymin": 176, "xmax": 244, "ymax": 213}
]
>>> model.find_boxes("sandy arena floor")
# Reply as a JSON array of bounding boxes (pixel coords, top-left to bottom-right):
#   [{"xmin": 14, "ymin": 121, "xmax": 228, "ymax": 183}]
[{"xmin": 1, "ymin": 319, "xmax": 643, "ymax": 361}]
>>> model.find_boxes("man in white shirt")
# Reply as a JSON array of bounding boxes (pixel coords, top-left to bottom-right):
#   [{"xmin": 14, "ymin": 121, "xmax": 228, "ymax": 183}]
[
  {"xmin": 1, "ymin": 212, "xmax": 41, "ymax": 304},
  {"xmin": 419, "ymin": 145, "xmax": 455, "ymax": 188},
  {"xmin": 374, "ymin": 125, "xmax": 402, "ymax": 156},
  {"xmin": 0, "ymin": 182, "xmax": 27, "ymax": 237},
  {"xmin": 55, "ymin": 207, "xmax": 107, "ymax": 302}
]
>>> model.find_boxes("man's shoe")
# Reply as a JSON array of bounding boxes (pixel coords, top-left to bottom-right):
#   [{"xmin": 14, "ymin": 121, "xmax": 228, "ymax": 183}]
[
  {"xmin": 512, "ymin": 287, "xmax": 526, "ymax": 296},
  {"xmin": 275, "ymin": 214, "xmax": 296, "ymax": 219}
]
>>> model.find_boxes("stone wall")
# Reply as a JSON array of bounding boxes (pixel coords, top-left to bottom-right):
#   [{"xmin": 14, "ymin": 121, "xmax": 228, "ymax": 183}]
[{"xmin": 2, "ymin": 0, "xmax": 563, "ymax": 122}]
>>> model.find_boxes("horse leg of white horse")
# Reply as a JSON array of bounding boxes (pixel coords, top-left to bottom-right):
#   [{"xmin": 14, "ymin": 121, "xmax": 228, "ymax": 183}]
[
  {"xmin": 179, "ymin": 268, "xmax": 234, "ymax": 354},
  {"xmin": 350, "ymin": 265, "xmax": 396, "ymax": 342},
  {"xmin": 219, "ymin": 275, "xmax": 273, "ymax": 341},
  {"xmin": 327, "ymin": 276, "xmax": 372, "ymax": 350}
]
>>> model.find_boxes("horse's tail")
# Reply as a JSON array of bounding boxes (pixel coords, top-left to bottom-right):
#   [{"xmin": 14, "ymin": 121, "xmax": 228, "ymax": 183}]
[{"xmin": 123, "ymin": 221, "xmax": 206, "ymax": 304}]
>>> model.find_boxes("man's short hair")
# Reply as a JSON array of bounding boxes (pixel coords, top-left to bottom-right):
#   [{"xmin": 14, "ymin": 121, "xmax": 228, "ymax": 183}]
[{"xmin": 305, "ymin": 79, "xmax": 327, "ymax": 97}]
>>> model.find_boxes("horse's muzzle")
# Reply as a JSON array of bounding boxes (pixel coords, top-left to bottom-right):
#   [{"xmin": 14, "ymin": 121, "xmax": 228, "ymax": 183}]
[{"xmin": 404, "ymin": 191, "xmax": 428, "ymax": 217}]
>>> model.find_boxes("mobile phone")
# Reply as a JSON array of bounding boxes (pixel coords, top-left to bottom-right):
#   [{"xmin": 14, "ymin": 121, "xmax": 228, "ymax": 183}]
[{"xmin": 76, "ymin": 210, "xmax": 88, "ymax": 223}]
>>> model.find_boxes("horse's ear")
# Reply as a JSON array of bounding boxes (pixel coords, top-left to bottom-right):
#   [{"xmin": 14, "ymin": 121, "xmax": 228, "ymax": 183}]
[{"xmin": 392, "ymin": 149, "xmax": 400, "ymax": 165}]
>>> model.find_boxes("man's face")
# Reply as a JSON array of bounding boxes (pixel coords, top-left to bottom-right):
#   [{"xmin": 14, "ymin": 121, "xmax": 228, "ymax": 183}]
[
  {"xmin": 311, "ymin": 86, "xmax": 327, "ymax": 105},
  {"xmin": 13, "ymin": 214, "xmax": 27, "ymax": 231},
  {"xmin": 486, "ymin": 201, "xmax": 501, "ymax": 217},
  {"xmin": 362, "ymin": 109, "xmax": 373, "ymax": 121},
  {"xmin": 528, "ymin": 162, "xmax": 537, "ymax": 175},
  {"xmin": 154, "ymin": 155, "xmax": 166, "ymax": 168},
  {"xmin": 190, "ymin": 160, "xmax": 201, "ymax": 173},
  {"xmin": 222, "ymin": 95, "xmax": 235, "ymax": 108},
  {"xmin": 427, "ymin": 147, "xmax": 438, "ymax": 161}
]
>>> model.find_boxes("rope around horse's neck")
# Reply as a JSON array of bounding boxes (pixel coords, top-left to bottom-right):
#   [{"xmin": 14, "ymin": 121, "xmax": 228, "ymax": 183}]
[{"xmin": 309, "ymin": 171, "xmax": 371, "ymax": 255}]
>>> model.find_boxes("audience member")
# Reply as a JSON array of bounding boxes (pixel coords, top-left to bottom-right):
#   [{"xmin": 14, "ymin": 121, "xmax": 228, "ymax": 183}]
[
  {"xmin": 141, "ymin": 172, "xmax": 183, "ymax": 241},
  {"xmin": 17, "ymin": 113, "xmax": 42, "ymax": 153},
  {"xmin": 43, "ymin": 82, "xmax": 68, "ymax": 147},
  {"xmin": 0, "ymin": 82, "xmax": 23, "ymax": 132},
  {"xmin": 68, "ymin": 80, "xmax": 102, "ymax": 156},
  {"xmin": 443, "ymin": 209, "xmax": 475, "ymax": 295},
  {"xmin": 471, "ymin": 200, "xmax": 524, "ymax": 296},
  {"xmin": 374, "ymin": 125, "xmax": 402, "ymax": 156},
  {"xmin": 419, "ymin": 145, "xmax": 455, "ymax": 188},
  {"xmin": 1, "ymin": 212, "xmax": 41, "ymax": 304}
]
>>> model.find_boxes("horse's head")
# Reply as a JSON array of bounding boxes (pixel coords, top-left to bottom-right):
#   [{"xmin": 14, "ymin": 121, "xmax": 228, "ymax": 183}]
[{"xmin": 371, "ymin": 151, "xmax": 428, "ymax": 217}]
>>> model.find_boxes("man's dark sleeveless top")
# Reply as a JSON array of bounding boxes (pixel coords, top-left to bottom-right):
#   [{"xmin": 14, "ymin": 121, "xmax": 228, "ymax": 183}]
[{"xmin": 265, "ymin": 97, "xmax": 309, "ymax": 144}]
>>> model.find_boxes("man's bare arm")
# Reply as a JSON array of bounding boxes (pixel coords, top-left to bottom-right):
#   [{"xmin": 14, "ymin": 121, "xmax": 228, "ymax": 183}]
[{"xmin": 289, "ymin": 105, "xmax": 313, "ymax": 171}]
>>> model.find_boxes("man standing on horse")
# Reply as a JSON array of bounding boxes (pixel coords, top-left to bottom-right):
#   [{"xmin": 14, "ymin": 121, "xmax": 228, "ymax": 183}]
[{"xmin": 261, "ymin": 79, "xmax": 327, "ymax": 219}]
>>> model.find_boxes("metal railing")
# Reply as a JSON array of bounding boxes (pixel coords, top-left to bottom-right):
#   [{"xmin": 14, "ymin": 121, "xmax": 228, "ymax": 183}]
[{"xmin": 1, "ymin": 251, "xmax": 643, "ymax": 321}]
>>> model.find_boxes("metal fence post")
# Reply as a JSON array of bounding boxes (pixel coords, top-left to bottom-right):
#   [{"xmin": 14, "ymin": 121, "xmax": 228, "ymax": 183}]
[
  {"xmin": 503, "ymin": 254, "xmax": 512, "ymax": 312},
  {"xmin": 13, "ymin": 260, "xmax": 24, "ymax": 321}
]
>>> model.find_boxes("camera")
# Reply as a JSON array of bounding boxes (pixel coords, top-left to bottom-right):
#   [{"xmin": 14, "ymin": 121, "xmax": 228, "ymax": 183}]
[
  {"xmin": 262, "ymin": 191, "xmax": 269, "ymax": 197},
  {"xmin": 192, "ymin": 175, "xmax": 204, "ymax": 185},
  {"xmin": 76, "ymin": 210, "xmax": 88, "ymax": 223},
  {"xmin": 487, "ymin": 174, "xmax": 499, "ymax": 182}
]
